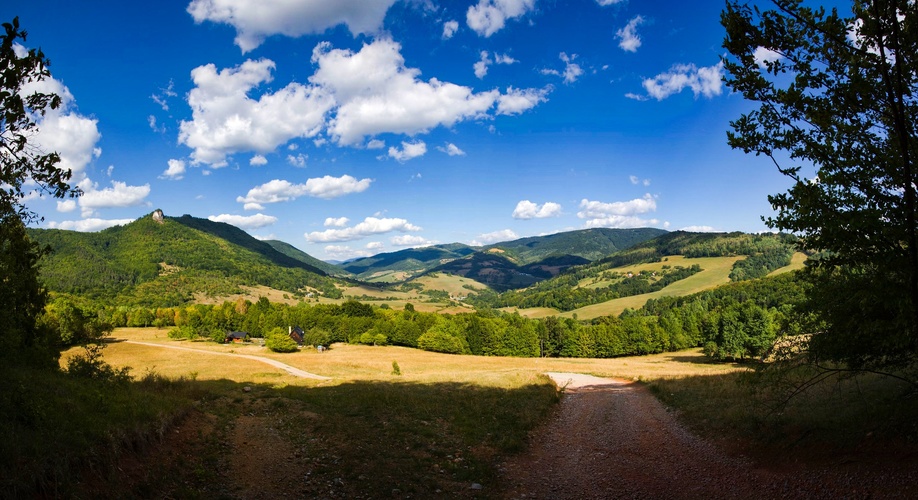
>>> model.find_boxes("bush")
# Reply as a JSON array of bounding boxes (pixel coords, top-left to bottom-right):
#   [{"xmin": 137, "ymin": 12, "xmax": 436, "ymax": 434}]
[
  {"xmin": 304, "ymin": 327, "xmax": 331, "ymax": 347},
  {"xmin": 265, "ymin": 327, "xmax": 298, "ymax": 353},
  {"xmin": 417, "ymin": 329, "xmax": 466, "ymax": 354},
  {"xmin": 168, "ymin": 325, "xmax": 197, "ymax": 340}
]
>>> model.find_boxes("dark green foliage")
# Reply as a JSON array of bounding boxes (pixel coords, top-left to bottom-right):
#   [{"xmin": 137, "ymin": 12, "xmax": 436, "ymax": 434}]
[
  {"xmin": 264, "ymin": 239, "xmax": 350, "ymax": 276},
  {"xmin": 417, "ymin": 322, "xmax": 469, "ymax": 354},
  {"xmin": 38, "ymin": 296, "xmax": 112, "ymax": 346},
  {"xmin": 730, "ymin": 246, "xmax": 794, "ymax": 281},
  {"xmin": 27, "ymin": 213, "xmax": 343, "ymax": 306},
  {"xmin": 482, "ymin": 227, "xmax": 668, "ymax": 264},
  {"xmin": 265, "ymin": 327, "xmax": 298, "ymax": 353},
  {"xmin": 722, "ymin": 0, "xmax": 918, "ymax": 375},
  {"xmin": 0, "ymin": 214, "xmax": 58, "ymax": 367}
]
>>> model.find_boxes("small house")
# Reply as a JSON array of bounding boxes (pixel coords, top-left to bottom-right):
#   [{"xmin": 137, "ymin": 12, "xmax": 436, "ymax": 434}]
[
  {"xmin": 225, "ymin": 331, "xmax": 249, "ymax": 343},
  {"xmin": 289, "ymin": 326, "xmax": 305, "ymax": 345}
]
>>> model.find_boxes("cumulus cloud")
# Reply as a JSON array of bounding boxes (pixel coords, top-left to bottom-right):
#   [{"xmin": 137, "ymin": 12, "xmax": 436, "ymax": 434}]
[
  {"xmin": 237, "ymin": 174, "xmax": 372, "ymax": 206},
  {"xmin": 512, "ymin": 200, "xmax": 562, "ymax": 219},
  {"xmin": 680, "ymin": 225, "xmax": 718, "ymax": 232},
  {"xmin": 467, "ymin": 0, "xmax": 536, "ymax": 37},
  {"xmin": 208, "ymin": 213, "xmax": 278, "ymax": 229},
  {"xmin": 577, "ymin": 194, "xmax": 659, "ymax": 228},
  {"xmin": 391, "ymin": 234, "xmax": 436, "ymax": 247},
  {"xmin": 640, "ymin": 62, "xmax": 724, "ymax": 100},
  {"xmin": 287, "ymin": 153, "xmax": 308, "ymax": 167},
  {"xmin": 753, "ymin": 46, "xmax": 783, "ymax": 68},
  {"xmin": 366, "ymin": 139, "xmax": 386, "ymax": 149},
  {"xmin": 250, "ymin": 155, "xmax": 268, "ymax": 166},
  {"xmin": 497, "ymin": 86, "xmax": 550, "ymax": 115},
  {"xmin": 542, "ymin": 53, "xmax": 583, "ymax": 84},
  {"xmin": 48, "ymin": 218, "xmax": 134, "ymax": 232},
  {"xmin": 160, "ymin": 159, "xmax": 186, "ymax": 180},
  {"xmin": 474, "ymin": 50, "xmax": 518, "ymax": 79},
  {"xmin": 77, "ymin": 179, "xmax": 151, "ymax": 217},
  {"xmin": 388, "ymin": 141, "xmax": 427, "ymax": 162},
  {"xmin": 312, "ymin": 39, "xmax": 531, "ymax": 145},
  {"xmin": 324, "ymin": 216, "xmax": 350, "ymax": 227},
  {"xmin": 438, "ymin": 143, "xmax": 465, "ymax": 156},
  {"xmin": 629, "ymin": 175, "xmax": 650, "ymax": 186},
  {"xmin": 305, "ymin": 216, "xmax": 422, "ymax": 243},
  {"xmin": 179, "ymin": 58, "xmax": 334, "ymax": 166},
  {"xmin": 442, "ymin": 20, "xmax": 459, "ymax": 39},
  {"xmin": 324, "ymin": 244, "xmax": 376, "ymax": 260},
  {"xmin": 187, "ymin": 0, "xmax": 398, "ymax": 52},
  {"xmin": 24, "ymin": 79, "xmax": 101, "ymax": 180},
  {"xmin": 616, "ymin": 15, "xmax": 644, "ymax": 52},
  {"xmin": 471, "ymin": 229, "xmax": 518, "ymax": 246},
  {"xmin": 56, "ymin": 199, "xmax": 77, "ymax": 213}
]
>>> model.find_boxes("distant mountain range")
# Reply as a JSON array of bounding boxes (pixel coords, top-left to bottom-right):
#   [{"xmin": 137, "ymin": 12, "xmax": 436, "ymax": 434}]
[{"xmin": 341, "ymin": 227, "xmax": 667, "ymax": 290}]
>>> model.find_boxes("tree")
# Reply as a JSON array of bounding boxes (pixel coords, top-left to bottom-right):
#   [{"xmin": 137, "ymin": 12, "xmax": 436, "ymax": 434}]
[
  {"xmin": 722, "ymin": 1, "xmax": 918, "ymax": 377},
  {"xmin": 0, "ymin": 18, "xmax": 76, "ymax": 367},
  {"xmin": 1, "ymin": 17, "xmax": 76, "ymax": 222}
]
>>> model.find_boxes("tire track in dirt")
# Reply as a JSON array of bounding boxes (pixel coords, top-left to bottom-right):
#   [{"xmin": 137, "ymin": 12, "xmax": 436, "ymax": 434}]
[
  {"xmin": 499, "ymin": 372, "xmax": 917, "ymax": 499},
  {"xmin": 123, "ymin": 340, "xmax": 331, "ymax": 380}
]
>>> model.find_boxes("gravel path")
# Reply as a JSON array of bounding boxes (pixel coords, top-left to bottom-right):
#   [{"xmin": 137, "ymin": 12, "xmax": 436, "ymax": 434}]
[
  {"xmin": 498, "ymin": 372, "xmax": 918, "ymax": 499},
  {"xmin": 124, "ymin": 340, "xmax": 331, "ymax": 380}
]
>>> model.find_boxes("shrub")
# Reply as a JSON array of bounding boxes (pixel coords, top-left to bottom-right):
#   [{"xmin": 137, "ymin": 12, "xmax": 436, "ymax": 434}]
[
  {"xmin": 168, "ymin": 325, "xmax": 196, "ymax": 340},
  {"xmin": 265, "ymin": 327, "xmax": 298, "ymax": 353},
  {"xmin": 417, "ymin": 329, "xmax": 466, "ymax": 354}
]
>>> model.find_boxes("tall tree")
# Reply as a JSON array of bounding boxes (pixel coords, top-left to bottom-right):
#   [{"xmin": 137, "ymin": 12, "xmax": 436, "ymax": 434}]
[
  {"xmin": 1, "ymin": 17, "xmax": 75, "ymax": 366},
  {"xmin": 722, "ymin": 0, "xmax": 918, "ymax": 376}
]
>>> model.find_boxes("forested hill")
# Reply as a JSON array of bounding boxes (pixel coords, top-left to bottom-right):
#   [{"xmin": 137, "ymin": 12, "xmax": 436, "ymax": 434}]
[
  {"xmin": 342, "ymin": 228, "xmax": 667, "ymax": 281},
  {"xmin": 483, "ymin": 227, "xmax": 669, "ymax": 264},
  {"xmin": 469, "ymin": 231, "xmax": 800, "ymax": 310},
  {"xmin": 27, "ymin": 212, "xmax": 342, "ymax": 307},
  {"xmin": 264, "ymin": 239, "xmax": 350, "ymax": 277}
]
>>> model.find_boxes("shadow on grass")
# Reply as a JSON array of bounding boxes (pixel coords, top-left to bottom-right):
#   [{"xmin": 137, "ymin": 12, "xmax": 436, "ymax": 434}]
[
  {"xmin": 647, "ymin": 367, "xmax": 918, "ymax": 462},
  {"xmin": 1, "ymin": 368, "xmax": 559, "ymax": 499}
]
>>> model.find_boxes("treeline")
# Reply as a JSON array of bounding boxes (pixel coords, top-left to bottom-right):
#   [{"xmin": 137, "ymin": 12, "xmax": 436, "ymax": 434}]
[
  {"xmin": 44, "ymin": 269, "xmax": 807, "ymax": 361},
  {"xmin": 471, "ymin": 265, "xmax": 702, "ymax": 311}
]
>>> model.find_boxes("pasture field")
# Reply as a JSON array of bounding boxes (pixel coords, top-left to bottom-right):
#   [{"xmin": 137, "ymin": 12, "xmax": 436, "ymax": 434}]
[{"xmin": 768, "ymin": 251, "xmax": 808, "ymax": 276}]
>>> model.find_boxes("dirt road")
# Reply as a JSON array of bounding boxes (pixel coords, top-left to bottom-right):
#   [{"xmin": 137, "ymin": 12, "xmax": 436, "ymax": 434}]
[{"xmin": 498, "ymin": 372, "xmax": 917, "ymax": 499}]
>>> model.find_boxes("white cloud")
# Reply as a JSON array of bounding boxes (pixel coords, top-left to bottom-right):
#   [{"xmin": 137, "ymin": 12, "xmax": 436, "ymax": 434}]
[
  {"xmin": 250, "ymin": 154, "xmax": 268, "ymax": 166},
  {"xmin": 438, "ymin": 143, "xmax": 466, "ymax": 156},
  {"xmin": 287, "ymin": 153, "xmax": 308, "ymax": 167},
  {"xmin": 577, "ymin": 194, "xmax": 659, "ymax": 228},
  {"xmin": 442, "ymin": 20, "xmax": 459, "ymax": 39},
  {"xmin": 497, "ymin": 86, "xmax": 550, "ymax": 115},
  {"xmin": 31, "ymin": 105, "xmax": 101, "ymax": 181},
  {"xmin": 179, "ymin": 58, "xmax": 334, "ymax": 166},
  {"xmin": 641, "ymin": 62, "xmax": 724, "ymax": 100},
  {"xmin": 187, "ymin": 0, "xmax": 398, "ymax": 52},
  {"xmin": 312, "ymin": 39, "xmax": 525, "ymax": 145},
  {"xmin": 466, "ymin": 0, "xmax": 536, "ymax": 37},
  {"xmin": 753, "ymin": 46, "xmax": 783, "ymax": 68},
  {"xmin": 324, "ymin": 217, "xmax": 350, "ymax": 227},
  {"xmin": 512, "ymin": 200, "xmax": 562, "ymax": 219},
  {"xmin": 366, "ymin": 241, "xmax": 385, "ymax": 250},
  {"xmin": 366, "ymin": 139, "xmax": 386, "ymax": 149},
  {"xmin": 474, "ymin": 50, "xmax": 518, "ymax": 79},
  {"xmin": 77, "ymin": 179, "xmax": 151, "ymax": 217},
  {"xmin": 151, "ymin": 80, "xmax": 176, "ymax": 111},
  {"xmin": 243, "ymin": 202, "xmax": 265, "ymax": 211},
  {"xmin": 148, "ymin": 115, "xmax": 165, "ymax": 133},
  {"xmin": 324, "ymin": 244, "xmax": 374, "ymax": 260},
  {"xmin": 161, "ymin": 159, "xmax": 186, "ymax": 180},
  {"xmin": 237, "ymin": 174, "xmax": 372, "ymax": 205},
  {"xmin": 48, "ymin": 218, "xmax": 134, "ymax": 232},
  {"xmin": 306, "ymin": 216, "xmax": 422, "ymax": 242},
  {"xmin": 616, "ymin": 15, "xmax": 644, "ymax": 52},
  {"xmin": 680, "ymin": 225, "xmax": 718, "ymax": 232},
  {"xmin": 543, "ymin": 53, "xmax": 583, "ymax": 84},
  {"xmin": 471, "ymin": 229, "xmax": 518, "ymax": 246},
  {"xmin": 629, "ymin": 175, "xmax": 650, "ymax": 186},
  {"xmin": 597, "ymin": 0, "xmax": 625, "ymax": 4},
  {"xmin": 208, "ymin": 213, "xmax": 278, "ymax": 229},
  {"xmin": 391, "ymin": 234, "xmax": 436, "ymax": 247},
  {"xmin": 388, "ymin": 141, "xmax": 427, "ymax": 162},
  {"xmin": 56, "ymin": 199, "xmax": 77, "ymax": 213}
]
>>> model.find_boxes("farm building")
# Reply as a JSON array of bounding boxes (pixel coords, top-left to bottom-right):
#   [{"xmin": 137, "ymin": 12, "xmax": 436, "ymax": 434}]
[
  {"xmin": 289, "ymin": 326, "xmax": 305, "ymax": 345},
  {"xmin": 225, "ymin": 331, "xmax": 249, "ymax": 343}
]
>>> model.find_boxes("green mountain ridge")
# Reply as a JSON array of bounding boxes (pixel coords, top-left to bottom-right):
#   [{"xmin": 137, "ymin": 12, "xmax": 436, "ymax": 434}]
[{"xmin": 27, "ymin": 212, "xmax": 342, "ymax": 307}]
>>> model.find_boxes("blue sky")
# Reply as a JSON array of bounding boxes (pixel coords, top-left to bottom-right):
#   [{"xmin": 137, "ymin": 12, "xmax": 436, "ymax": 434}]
[{"xmin": 5, "ymin": 0, "xmax": 808, "ymax": 261}]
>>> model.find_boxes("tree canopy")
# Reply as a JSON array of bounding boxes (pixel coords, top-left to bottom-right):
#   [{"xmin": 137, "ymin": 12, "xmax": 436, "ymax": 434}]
[{"xmin": 722, "ymin": 0, "xmax": 918, "ymax": 374}]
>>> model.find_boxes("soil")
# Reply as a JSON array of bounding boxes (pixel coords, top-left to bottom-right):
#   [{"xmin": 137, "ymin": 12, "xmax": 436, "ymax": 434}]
[{"xmin": 498, "ymin": 373, "xmax": 918, "ymax": 499}]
